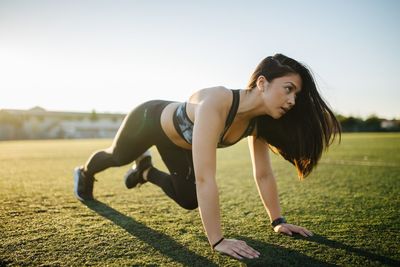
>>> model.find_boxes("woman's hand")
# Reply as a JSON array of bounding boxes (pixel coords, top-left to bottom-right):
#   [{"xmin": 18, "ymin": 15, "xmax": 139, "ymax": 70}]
[
  {"xmin": 273, "ymin": 223, "xmax": 313, "ymax": 237},
  {"xmin": 214, "ymin": 238, "xmax": 260, "ymax": 260}
]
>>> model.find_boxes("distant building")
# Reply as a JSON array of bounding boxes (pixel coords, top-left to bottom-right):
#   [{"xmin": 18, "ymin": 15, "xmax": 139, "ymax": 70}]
[
  {"xmin": 0, "ymin": 106, "xmax": 125, "ymax": 140},
  {"xmin": 380, "ymin": 119, "xmax": 397, "ymax": 129}
]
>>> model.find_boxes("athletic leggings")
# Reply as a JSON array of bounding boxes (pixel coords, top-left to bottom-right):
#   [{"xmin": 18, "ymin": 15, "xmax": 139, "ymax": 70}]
[{"xmin": 83, "ymin": 100, "xmax": 197, "ymax": 210}]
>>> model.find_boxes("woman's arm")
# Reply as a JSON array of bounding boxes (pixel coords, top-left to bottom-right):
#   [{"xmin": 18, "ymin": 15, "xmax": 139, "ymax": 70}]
[
  {"xmin": 247, "ymin": 135, "xmax": 313, "ymax": 237},
  {"xmin": 247, "ymin": 135, "xmax": 282, "ymax": 221},
  {"xmin": 192, "ymin": 97, "xmax": 224, "ymax": 245},
  {"xmin": 192, "ymin": 94, "xmax": 260, "ymax": 259}
]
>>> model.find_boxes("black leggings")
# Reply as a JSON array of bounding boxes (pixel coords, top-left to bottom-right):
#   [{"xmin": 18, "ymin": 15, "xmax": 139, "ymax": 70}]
[{"xmin": 83, "ymin": 100, "xmax": 197, "ymax": 210}]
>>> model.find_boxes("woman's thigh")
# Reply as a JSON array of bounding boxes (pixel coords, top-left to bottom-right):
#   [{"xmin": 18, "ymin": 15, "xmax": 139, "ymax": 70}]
[{"xmin": 110, "ymin": 100, "xmax": 170, "ymax": 164}]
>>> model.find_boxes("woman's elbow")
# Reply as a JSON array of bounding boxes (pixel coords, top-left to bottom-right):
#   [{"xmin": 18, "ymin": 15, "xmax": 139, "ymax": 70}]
[
  {"xmin": 195, "ymin": 176, "xmax": 218, "ymax": 193},
  {"xmin": 255, "ymin": 173, "xmax": 275, "ymax": 181},
  {"xmin": 196, "ymin": 176, "xmax": 215, "ymax": 186}
]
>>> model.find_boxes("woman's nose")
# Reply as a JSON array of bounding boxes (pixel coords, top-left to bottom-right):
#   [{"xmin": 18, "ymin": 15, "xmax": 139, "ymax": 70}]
[{"xmin": 288, "ymin": 95, "xmax": 295, "ymax": 106}]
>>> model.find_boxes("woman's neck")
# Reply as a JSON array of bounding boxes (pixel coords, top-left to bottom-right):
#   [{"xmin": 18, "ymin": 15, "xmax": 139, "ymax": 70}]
[{"xmin": 237, "ymin": 88, "xmax": 270, "ymax": 120}]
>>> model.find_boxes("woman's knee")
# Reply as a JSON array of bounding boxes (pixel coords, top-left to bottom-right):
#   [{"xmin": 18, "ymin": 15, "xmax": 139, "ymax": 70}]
[{"xmin": 177, "ymin": 198, "xmax": 198, "ymax": 210}]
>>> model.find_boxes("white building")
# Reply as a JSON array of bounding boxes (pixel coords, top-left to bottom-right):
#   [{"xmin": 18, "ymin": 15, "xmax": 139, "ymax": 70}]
[{"xmin": 0, "ymin": 106, "xmax": 125, "ymax": 140}]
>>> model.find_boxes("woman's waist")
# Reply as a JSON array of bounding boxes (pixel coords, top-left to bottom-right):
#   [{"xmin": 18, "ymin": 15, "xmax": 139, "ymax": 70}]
[{"xmin": 160, "ymin": 102, "xmax": 193, "ymax": 150}]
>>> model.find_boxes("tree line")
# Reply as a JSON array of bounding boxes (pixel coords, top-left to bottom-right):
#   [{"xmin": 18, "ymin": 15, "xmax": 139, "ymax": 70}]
[{"xmin": 336, "ymin": 114, "xmax": 399, "ymax": 132}]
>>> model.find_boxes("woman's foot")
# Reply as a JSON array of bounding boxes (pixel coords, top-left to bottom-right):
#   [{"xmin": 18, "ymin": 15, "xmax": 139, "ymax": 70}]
[
  {"xmin": 124, "ymin": 151, "xmax": 152, "ymax": 189},
  {"xmin": 74, "ymin": 166, "xmax": 96, "ymax": 201}
]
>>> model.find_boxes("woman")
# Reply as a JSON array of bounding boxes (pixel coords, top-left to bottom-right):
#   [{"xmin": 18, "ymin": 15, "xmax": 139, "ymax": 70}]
[{"xmin": 74, "ymin": 53, "xmax": 341, "ymax": 260}]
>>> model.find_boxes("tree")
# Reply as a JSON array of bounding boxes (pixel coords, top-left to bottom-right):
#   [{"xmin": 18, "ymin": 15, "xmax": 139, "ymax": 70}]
[
  {"xmin": 364, "ymin": 115, "xmax": 381, "ymax": 131},
  {"xmin": 339, "ymin": 116, "xmax": 363, "ymax": 132},
  {"xmin": 90, "ymin": 109, "xmax": 98, "ymax": 121}
]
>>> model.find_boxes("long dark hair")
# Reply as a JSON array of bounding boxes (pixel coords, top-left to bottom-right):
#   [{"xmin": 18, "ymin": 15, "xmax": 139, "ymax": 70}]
[{"xmin": 247, "ymin": 54, "xmax": 341, "ymax": 179}]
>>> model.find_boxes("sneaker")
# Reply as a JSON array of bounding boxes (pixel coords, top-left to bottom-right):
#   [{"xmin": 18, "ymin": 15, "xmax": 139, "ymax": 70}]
[
  {"xmin": 124, "ymin": 151, "xmax": 152, "ymax": 189},
  {"xmin": 74, "ymin": 166, "xmax": 95, "ymax": 201}
]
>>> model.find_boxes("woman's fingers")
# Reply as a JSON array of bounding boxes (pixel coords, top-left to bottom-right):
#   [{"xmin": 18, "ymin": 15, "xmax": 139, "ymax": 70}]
[
  {"xmin": 290, "ymin": 225, "xmax": 313, "ymax": 237},
  {"xmin": 216, "ymin": 239, "xmax": 261, "ymax": 260},
  {"xmin": 236, "ymin": 244, "xmax": 260, "ymax": 258},
  {"xmin": 249, "ymin": 246, "xmax": 261, "ymax": 256},
  {"xmin": 276, "ymin": 224, "xmax": 292, "ymax": 235},
  {"xmin": 241, "ymin": 241, "xmax": 261, "ymax": 256},
  {"xmin": 232, "ymin": 247, "xmax": 255, "ymax": 259},
  {"xmin": 229, "ymin": 250, "xmax": 244, "ymax": 260},
  {"xmin": 289, "ymin": 225, "xmax": 307, "ymax": 237},
  {"xmin": 298, "ymin": 229, "xmax": 308, "ymax": 237},
  {"xmin": 278, "ymin": 224, "xmax": 313, "ymax": 237},
  {"xmin": 302, "ymin": 228, "xmax": 313, "ymax": 237},
  {"xmin": 303, "ymin": 227, "xmax": 313, "ymax": 236},
  {"xmin": 229, "ymin": 242, "xmax": 259, "ymax": 259}
]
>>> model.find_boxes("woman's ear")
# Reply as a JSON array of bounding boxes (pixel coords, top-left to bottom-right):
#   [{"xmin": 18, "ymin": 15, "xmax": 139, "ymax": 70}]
[{"xmin": 256, "ymin": 75, "xmax": 268, "ymax": 92}]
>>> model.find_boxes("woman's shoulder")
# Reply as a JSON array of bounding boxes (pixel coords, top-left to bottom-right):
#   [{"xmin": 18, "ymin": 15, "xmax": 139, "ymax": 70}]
[
  {"xmin": 188, "ymin": 86, "xmax": 232, "ymax": 104},
  {"xmin": 185, "ymin": 86, "xmax": 233, "ymax": 122}
]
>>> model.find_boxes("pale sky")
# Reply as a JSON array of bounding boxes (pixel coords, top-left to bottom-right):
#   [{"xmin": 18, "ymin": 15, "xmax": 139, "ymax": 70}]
[{"xmin": 0, "ymin": 0, "xmax": 399, "ymax": 118}]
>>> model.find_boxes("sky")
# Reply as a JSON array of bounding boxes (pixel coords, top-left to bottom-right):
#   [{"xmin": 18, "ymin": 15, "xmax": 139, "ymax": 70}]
[{"xmin": 0, "ymin": 0, "xmax": 399, "ymax": 119}]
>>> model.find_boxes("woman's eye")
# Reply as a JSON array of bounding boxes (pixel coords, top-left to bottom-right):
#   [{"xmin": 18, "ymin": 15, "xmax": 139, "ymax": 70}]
[{"xmin": 285, "ymin": 86, "xmax": 292, "ymax": 93}]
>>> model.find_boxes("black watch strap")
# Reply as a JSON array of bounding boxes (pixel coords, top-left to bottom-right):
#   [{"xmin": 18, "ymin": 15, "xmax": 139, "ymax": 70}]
[
  {"xmin": 271, "ymin": 217, "xmax": 287, "ymax": 228},
  {"xmin": 212, "ymin": 237, "xmax": 224, "ymax": 249}
]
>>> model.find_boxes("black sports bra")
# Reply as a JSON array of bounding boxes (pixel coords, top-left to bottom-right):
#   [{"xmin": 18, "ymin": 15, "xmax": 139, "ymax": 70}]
[{"xmin": 172, "ymin": 89, "xmax": 255, "ymax": 148}]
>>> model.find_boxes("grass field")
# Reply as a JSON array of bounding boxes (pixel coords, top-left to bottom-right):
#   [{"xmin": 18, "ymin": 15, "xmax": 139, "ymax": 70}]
[{"xmin": 1, "ymin": 133, "xmax": 399, "ymax": 266}]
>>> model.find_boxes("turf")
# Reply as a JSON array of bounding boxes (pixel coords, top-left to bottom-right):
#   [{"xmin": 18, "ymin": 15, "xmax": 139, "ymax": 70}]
[{"xmin": 1, "ymin": 133, "xmax": 399, "ymax": 266}]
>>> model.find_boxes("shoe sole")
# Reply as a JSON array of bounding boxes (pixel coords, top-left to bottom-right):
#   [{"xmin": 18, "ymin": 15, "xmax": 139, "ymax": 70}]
[{"xmin": 73, "ymin": 167, "xmax": 86, "ymax": 201}]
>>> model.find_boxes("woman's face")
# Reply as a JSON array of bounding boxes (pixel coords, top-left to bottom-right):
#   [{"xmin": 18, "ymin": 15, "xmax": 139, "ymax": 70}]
[{"xmin": 258, "ymin": 73, "xmax": 302, "ymax": 119}]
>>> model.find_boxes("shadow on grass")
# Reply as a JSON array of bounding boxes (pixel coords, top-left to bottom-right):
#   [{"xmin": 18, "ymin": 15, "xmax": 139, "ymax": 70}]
[
  {"xmin": 83, "ymin": 200, "xmax": 217, "ymax": 266},
  {"xmin": 236, "ymin": 236, "xmax": 335, "ymax": 266},
  {"xmin": 0, "ymin": 259, "xmax": 13, "ymax": 267},
  {"xmin": 292, "ymin": 234, "xmax": 399, "ymax": 266}
]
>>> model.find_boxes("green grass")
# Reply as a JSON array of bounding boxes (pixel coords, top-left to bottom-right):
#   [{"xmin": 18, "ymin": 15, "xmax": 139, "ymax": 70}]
[{"xmin": 1, "ymin": 133, "xmax": 399, "ymax": 266}]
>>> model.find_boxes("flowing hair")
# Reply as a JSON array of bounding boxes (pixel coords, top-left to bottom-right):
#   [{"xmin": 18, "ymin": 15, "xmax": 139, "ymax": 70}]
[{"xmin": 247, "ymin": 54, "xmax": 341, "ymax": 179}]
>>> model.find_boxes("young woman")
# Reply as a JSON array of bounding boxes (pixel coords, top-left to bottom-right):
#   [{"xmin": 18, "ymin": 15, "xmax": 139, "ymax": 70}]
[{"xmin": 74, "ymin": 53, "xmax": 341, "ymax": 260}]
